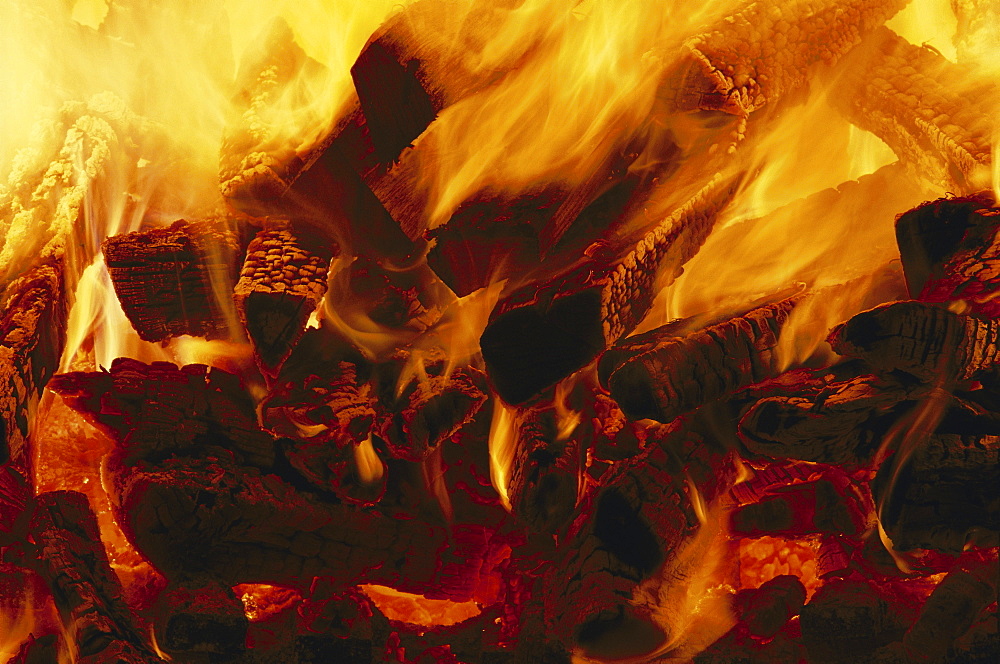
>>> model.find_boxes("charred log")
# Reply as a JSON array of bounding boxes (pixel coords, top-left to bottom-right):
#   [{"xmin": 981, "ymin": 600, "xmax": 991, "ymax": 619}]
[
  {"xmin": 602, "ymin": 294, "xmax": 801, "ymax": 422},
  {"xmin": 829, "ymin": 300, "xmax": 1000, "ymax": 381},
  {"xmin": 482, "ymin": 174, "xmax": 740, "ymax": 404},
  {"xmin": 49, "ymin": 358, "xmax": 277, "ymax": 470},
  {"xmin": 733, "ymin": 574, "xmax": 807, "ymax": 640},
  {"xmin": 0, "ymin": 261, "xmax": 66, "ymax": 469},
  {"xmin": 831, "ymin": 27, "xmax": 994, "ymax": 192},
  {"xmin": 103, "ymin": 219, "xmax": 242, "ymax": 343},
  {"xmin": 28, "ymin": 491, "xmax": 155, "ymax": 661},
  {"xmin": 874, "ymin": 432, "xmax": 999, "ymax": 552},
  {"xmin": 665, "ymin": 0, "xmax": 909, "ymax": 116},
  {"xmin": 738, "ymin": 372, "xmax": 925, "ymax": 467},
  {"xmin": 895, "ymin": 193, "xmax": 1000, "ymax": 316},
  {"xmin": 235, "ymin": 220, "xmax": 337, "ymax": 378}
]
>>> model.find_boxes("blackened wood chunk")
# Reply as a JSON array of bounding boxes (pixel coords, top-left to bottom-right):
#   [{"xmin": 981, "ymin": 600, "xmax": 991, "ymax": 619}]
[
  {"xmin": 739, "ymin": 373, "xmax": 920, "ymax": 467},
  {"xmin": 0, "ymin": 260, "xmax": 66, "ymax": 467},
  {"xmin": 296, "ymin": 635, "xmax": 373, "ymax": 664},
  {"xmin": 235, "ymin": 221, "xmax": 337, "ymax": 378},
  {"xmin": 895, "ymin": 192, "xmax": 996, "ymax": 304},
  {"xmin": 0, "ymin": 465, "xmax": 31, "ymax": 534},
  {"xmin": 604, "ymin": 294, "xmax": 801, "ymax": 421},
  {"xmin": 29, "ymin": 491, "xmax": 155, "ymax": 661},
  {"xmin": 49, "ymin": 358, "xmax": 276, "ymax": 470},
  {"xmin": 874, "ymin": 433, "xmax": 999, "ymax": 552},
  {"xmin": 155, "ymin": 581, "xmax": 247, "ymax": 658},
  {"xmin": 829, "ymin": 300, "xmax": 1000, "ymax": 381},
  {"xmin": 800, "ymin": 578, "xmax": 916, "ymax": 664},
  {"xmin": 103, "ymin": 219, "xmax": 240, "ymax": 342},
  {"xmin": 7, "ymin": 635, "xmax": 60, "ymax": 664},
  {"xmin": 734, "ymin": 574, "xmax": 806, "ymax": 639},
  {"xmin": 346, "ymin": 257, "xmax": 444, "ymax": 331}
]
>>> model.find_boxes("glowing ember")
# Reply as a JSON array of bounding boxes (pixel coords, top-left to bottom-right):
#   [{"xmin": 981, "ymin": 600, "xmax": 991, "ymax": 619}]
[{"xmin": 359, "ymin": 585, "xmax": 481, "ymax": 628}]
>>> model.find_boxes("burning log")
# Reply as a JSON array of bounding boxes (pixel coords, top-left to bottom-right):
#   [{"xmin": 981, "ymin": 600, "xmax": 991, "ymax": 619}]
[
  {"xmin": 732, "ymin": 574, "xmax": 807, "ymax": 640},
  {"xmin": 506, "ymin": 406, "xmax": 582, "ymax": 534},
  {"xmin": 874, "ymin": 432, "xmax": 999, "ymax": 552},
  {"xmin": 730, "ymin": 476, "xmax": 871, "ymax": 539},
  {"xmin": 894, "ymin": 193, "xmax": 1000, "ymax": 316},
  {"xmin": 738, "ymin": 372, "xmax": 925, "ymax": 467},
  {"xmin": 831, "ymin": 27, "xmax": 994, "ymax": 192},
  {"xmin": 0, "ymin": 261, "xmax": 66, "ymax": 469},
  {"xmin": 799, "ymin": 577, "xmax": 919, "ymax": 664},
  {"xmin": 666, "ymin": 0, "xmax": 909, "ymax": 116},
  {"xmin": 153, "ymin": 581, "xmax": 248, "ymax": 660},
  {"xmin": 28, "ymin": 491, "xmax": 156, "ymax": 661},
  {"xmin": 234, "ymin": 220, "xmax": 337, "ymax": 378},
  {"xmin": 542, "ymin": 429, "xmax": 737, "ymax": 660},
  {"xmin": 103, "ymin": 219, "xmax": 242, "ymax": 343},
  {"xmin": 601, "ymin": 293, "xmax": 802, "ymax": 422},
  {"xmin": 373, "ymin": 350, "xmax": 488, "ymax": 462},
  {"xmin": 828, "ymin": 300, "xmax": 1000, "ymax": 381},
  {"xmin": 112, "ymin": 453, "xmax": 491, "ymax": 601},
  {"xmin": 49, "ymin": 358, "xmax": 277, "ymax": 471},
  {"xmin": 481, "ymin": 174, "xmax": 741, "ymax": 405}
]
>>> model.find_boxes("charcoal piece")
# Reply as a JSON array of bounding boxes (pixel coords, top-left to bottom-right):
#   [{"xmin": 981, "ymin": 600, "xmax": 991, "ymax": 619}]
[
  {"xmin": 235, "ymin": 221, "xmax": 337, "ymax": 378},
  {"xmin": 731, "ymin": 477, "xmax": 869, "ymax": 538},
  {"xmin": 733, "ymin": 574, "xmax": 807, "ymax": 639},
  {"xmin": 602, "ymin": 294, "xmax": 801, "ymax": 421},
  {"xmin": 481, "ymin": 175, "xmax": 740, "ymax": 404},
  {"xmin": 874, "ymin": 432, "xmax": 1000, "ymax": 552},
  {"xmin": 103, "ymin": 219, "xmax": 241, "ymax": 342}
]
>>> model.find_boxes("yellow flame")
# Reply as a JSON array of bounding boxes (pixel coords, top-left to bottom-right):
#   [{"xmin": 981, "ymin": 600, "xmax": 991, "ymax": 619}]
[
  {"xmin": 354, "ymin": 434, "xmax": 385, "ymax": 485},
  {"xmin": 487, "ymin": 400, "xmax": 518, "ymax": 511},
  {"xmin": 149, "ymin": 625, "xmax": 172, "ymax": 661},
  {"xmin": 553, "ymin": 375, "xmax": 582, "ymax": 442},
  {"xmin": 0, "ymin": 594, "xmax": 36, "ymax": 662}
]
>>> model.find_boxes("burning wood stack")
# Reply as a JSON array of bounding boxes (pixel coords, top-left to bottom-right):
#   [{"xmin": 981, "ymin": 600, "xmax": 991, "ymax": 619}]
[{"xmin": 0, "ymin": 0, "xmax": 998, "ymax": 663}]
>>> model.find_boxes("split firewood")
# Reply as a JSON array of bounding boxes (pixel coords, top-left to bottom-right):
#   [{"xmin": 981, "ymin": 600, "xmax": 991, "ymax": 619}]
[
  {"xmin": 234, "ymin": 220, "xmax": 337, "ymax": 378},
  {"xmin": 664, "ymin": 0, "xmax": 909, "ymax": 116},
  {"xmin": 730, "ymin": 476, "xmax": 872, "ymax": 539},
  {"xmin": 153, "ymin": 580, "xmax": 248, "ymax": 660},
  {"xmin": 342, "ymin": 256, "xmax": 446, "ymax": 332},
  {"xmin": 828, "ymin": 300, "xmax": 1000, "ymax": 382},
  {"xmin": 895, "ymin": 193, "xmax": 1000, "ymax": 317},
  {"xmin": 601, "ymin": 293, "xmax": 802, "ymax": 422},
  {"xmin": 49, "ymin": 358, "xmax": 277, "ymax": 470},
  {"xmin": 103, "ymin": 218, "xmax": 243, "ymax": 343},
  {"xmin": 541, "ymin": 426, "xmax": 737, "ymax": 661},
  {"xmin": 111, "ymin": 453, "xmax": 494, "ymax": 601},
  {"xmin": 799, "ymin": 577, "xmax": 919, "ymax": 664},
  {"xmin": 738, "ymin": 372, "xmax": 926, "ymax": 467},
  {"xmin": 874, "ymin": 432, "xmax": 999, "ymax": 552},
  {"xmin": 28, "ymin": 491, "xmax": 157, "ymax": 662},
  {"xmin": 481, "ymin": 173, "xmax": 742, "ymax": 405},
  {"xmin": 831, "ymin": 27, "xmax": 995, "ymax": 192},
  {"xmin": 0, "ymin": 261, "xmax": 66, "ymax": 469}
]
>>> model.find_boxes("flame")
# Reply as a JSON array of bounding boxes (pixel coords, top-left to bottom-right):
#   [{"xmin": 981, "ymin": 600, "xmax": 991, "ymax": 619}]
[
  {"xmin": 359, "ymin": 585, "xmax": 481, "ymax": 628},
  {"xmin": 149, "ymin": 625, "xmax": 172, "ymax": 661},
  {"xmin": 354, "ymin": 434, "xmax": 385, "ymax": 485},
  {"xmin": 0, "ymin": 595, "xmax": 36, "ymax": 662},
  {"xmin": 487, "ymin": 400, "xmax": 518, "ymax": 511}
]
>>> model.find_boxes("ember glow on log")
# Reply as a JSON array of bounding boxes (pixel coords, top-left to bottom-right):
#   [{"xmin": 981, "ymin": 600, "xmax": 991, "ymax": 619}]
[{"xmin": 1, "ymin": 0, "xmax": 998, "ymax": 663}]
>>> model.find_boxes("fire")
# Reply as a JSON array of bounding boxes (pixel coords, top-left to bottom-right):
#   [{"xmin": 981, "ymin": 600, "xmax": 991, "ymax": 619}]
[{"xmin": 1, "ymin": 0, "xmax": 997, "ymax": 661}]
